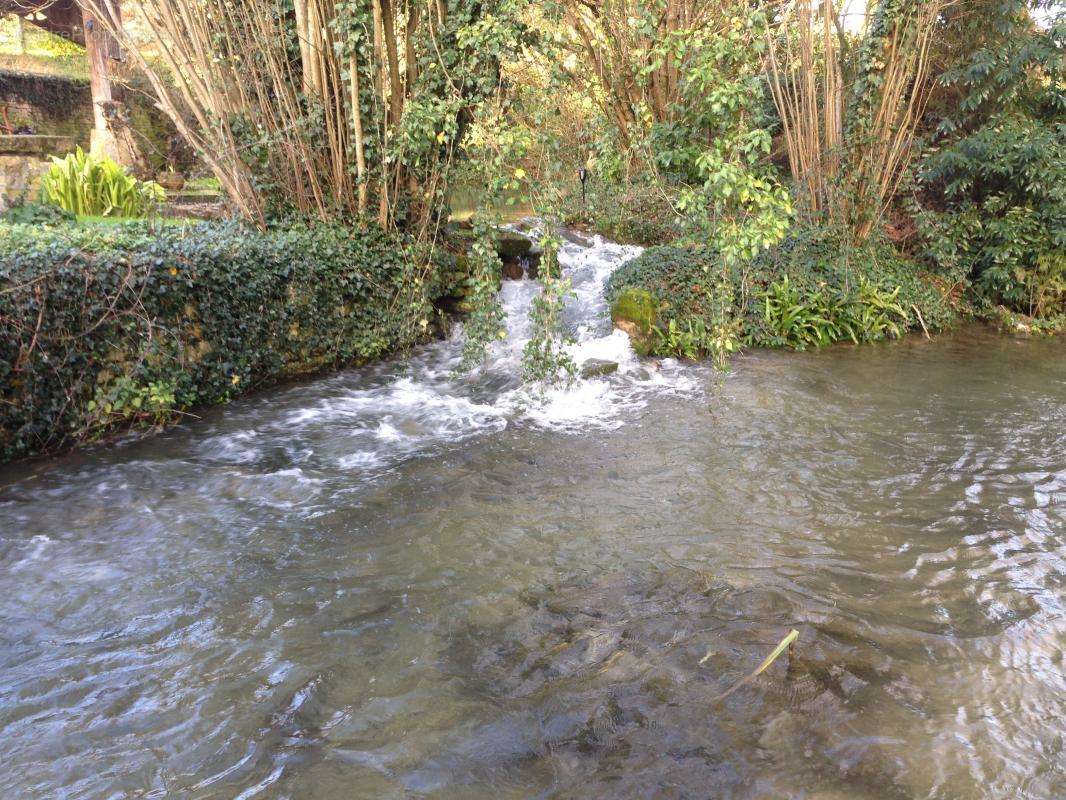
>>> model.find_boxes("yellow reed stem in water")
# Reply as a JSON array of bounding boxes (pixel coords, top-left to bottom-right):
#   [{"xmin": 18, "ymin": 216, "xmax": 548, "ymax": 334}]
[{"xmin": 710, "ymin": 628, "xmax": 799, "ymax": 702}]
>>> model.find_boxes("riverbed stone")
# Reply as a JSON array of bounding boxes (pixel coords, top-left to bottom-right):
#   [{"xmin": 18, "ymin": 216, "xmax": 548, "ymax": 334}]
[
  {"xmin": 832, "ymin": 666, "xmax": 870, "ymax": 699},
  {"xmin": 580, "ymin": 359, "xmax": 619, "ymax": 379},
  {"xmin": 497, "ymin": 231, "xmax": 533, "ymax": 259},
  {"xmin": 561, "ymin": 229, "xmax": 594, "ymax": 248},
  {"xmin": 439, "ymin": 569, "xmax": 946, "ymax": 797},
  {"xmin": 502, "ymin": 260, "xmax": 524, "ymax": 280}
]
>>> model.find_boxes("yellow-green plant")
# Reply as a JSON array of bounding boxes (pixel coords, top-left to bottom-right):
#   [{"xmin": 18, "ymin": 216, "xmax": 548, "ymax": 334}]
[{"xmin": 41, "ymin": 148, "xmax": 164, "ymax": 218}]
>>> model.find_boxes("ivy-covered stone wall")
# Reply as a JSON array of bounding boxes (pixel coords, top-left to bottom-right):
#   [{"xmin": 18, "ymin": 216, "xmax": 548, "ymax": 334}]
[
  {"xmin": 0, "ymin": 220, "xmax": 453, "ymax": 461},
  {"xmin": 0, "ymin": 69, "xmax": 92, "ymax": 142}
]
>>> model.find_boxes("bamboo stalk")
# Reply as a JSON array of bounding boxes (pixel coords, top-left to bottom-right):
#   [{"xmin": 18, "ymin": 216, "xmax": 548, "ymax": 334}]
[
  {"xmin": 349, "ymin": 54, "xmax": 369, "ymax": 215},
  {"xmin": 764, "ymin": 0, "xmax": 943, "ymax": 239}
]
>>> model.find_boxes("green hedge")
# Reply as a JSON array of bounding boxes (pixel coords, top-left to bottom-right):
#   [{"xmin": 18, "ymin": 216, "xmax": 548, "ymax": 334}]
[
  {"xmin": 0, "ymin": 219, "xmax": 449, "ymax": 461},
  {"xmin": 605, "ymin": 225, "xmax": 958, "ymax": 357},
  {"xmin": 606, "ymin": 245, "xmax": 722, "ymax": 323}
]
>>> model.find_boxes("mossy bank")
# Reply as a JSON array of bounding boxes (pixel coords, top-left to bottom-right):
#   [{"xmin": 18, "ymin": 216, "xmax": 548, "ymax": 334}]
[{"xmin": 605, "ymin": 227, "xmax": 964, "ymax": 360}]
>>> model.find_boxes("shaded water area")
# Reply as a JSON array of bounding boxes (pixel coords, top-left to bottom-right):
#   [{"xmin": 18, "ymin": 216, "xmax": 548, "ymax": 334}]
[{"xmin": 1, "ymin": 236, "xmax": 1064, "ymax": 799}]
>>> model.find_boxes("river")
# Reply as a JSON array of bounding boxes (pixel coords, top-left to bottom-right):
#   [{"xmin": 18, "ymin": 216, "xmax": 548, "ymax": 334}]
[{"xmin": 1, "ymin": 236, "xmax": 1064, "ymax": 799}]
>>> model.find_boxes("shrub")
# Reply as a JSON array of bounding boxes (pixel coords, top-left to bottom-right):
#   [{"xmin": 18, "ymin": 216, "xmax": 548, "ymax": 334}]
[
  {"xmin": 606, "ymin": 244, "xmax": 721, "ymax": 322},
  {"xmin": 0, "ymin": 220, "xmax": 450, "ymax": 461},
  {"xmin": 0, "ymin": 202, "xmax": 75, "ymax": 226},
  {"xmin": 750, "ymin": 225, "xmax": 958, "ymax": 334},
  {"xmin": 561, "ymin": 177, "xmax": 687, "ymax": 246},
  {"xmin": 41, "ymin": 148, "xmax": 165, "ymax": 218},
  {"xmin": 606, "ymin": 223, "xmax": 956, "ymax": 358},
  {"xmin": 917, "ymin": 116, "xmax": 1066, "ymax": 318},
  {"xmin": 607, "ymin": 245, "xmax": 744, "ymax": 364},
  {"xmin": 916, "ymin": 7, "xmax": 1064, "ymax": 320}
]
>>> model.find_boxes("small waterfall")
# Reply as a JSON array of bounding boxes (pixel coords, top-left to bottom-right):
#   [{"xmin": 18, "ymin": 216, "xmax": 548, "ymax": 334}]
[{"xmin": 193, "ymin": 232, "xmax": 700, "ymax": 472}]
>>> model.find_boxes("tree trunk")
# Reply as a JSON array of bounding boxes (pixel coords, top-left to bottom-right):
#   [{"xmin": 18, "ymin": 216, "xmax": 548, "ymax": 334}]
[{"xmin": 81, "ymin": 2, "xmax": 143, "ymax": 171}]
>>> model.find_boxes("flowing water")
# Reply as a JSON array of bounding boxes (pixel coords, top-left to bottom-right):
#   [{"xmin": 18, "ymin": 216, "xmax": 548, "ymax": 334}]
[{"xmin": 1, "ymin": 236, "xmax": 1064, "ymax": 799}]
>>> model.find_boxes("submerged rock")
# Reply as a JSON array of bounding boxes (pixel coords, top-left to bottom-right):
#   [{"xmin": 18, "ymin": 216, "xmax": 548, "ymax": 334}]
[
  {"xmin": 580, "ymin": 359, "xmax": 619, "ymax": 379},
  {"xmin": 433, "ymin": 568, "xmax": 934, "ymax": 799}
]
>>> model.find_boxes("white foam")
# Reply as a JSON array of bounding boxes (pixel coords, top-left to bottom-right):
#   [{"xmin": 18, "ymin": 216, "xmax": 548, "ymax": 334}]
[
  {"xmin": 498, "ymin": 234, "xmax": 702, "ymax": 430},
  {"xmin": 570, "ymin": 330, "xmax": 639, "ymax": 367},
  {"xmin": 336, "ymin": 451, "xmax": 383, "ymax": 469},
  {"xmin": 10, "ymin": 534, "xmax": 53, "ymax": 571},
  {"xmin": 518, "ymin": 380, "xmax": 630, "ymax": 431},
  {"xmin": 194, "ymin": 229, "xmax": 703, "ymax": 473}
]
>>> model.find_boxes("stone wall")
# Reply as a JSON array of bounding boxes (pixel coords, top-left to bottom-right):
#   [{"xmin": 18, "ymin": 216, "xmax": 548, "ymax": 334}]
[
  {"xmin": 0, "ymin": 69, "xmax": 92, "ymax": 144},
  {"xmin": 1, "ymin": 68, "xmax": 184, "ymax": 172},
  {"xmin": 0, "ymin": 134, "xmax": 74, "ymax": 210}
]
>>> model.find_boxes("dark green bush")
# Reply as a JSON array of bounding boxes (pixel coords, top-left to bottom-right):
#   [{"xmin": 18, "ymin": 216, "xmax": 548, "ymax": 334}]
[
  {"xmin": 917, "ymin": 116, "xmax": 1065, "ymax": 319},
  {"xmin": 606, "ymin": 244, "xmax": 721, "ymax": 323},
  {"xmin": 561, "ymin": 177, "xmax": 687, "ymax": 246},
  {"xmin": 1, "ymin": 202, "xmax": 75, "ymax": 226},
  {"xmin": 916, "ymin": 8, "xmax": 1064, "ymax": 320},
  {"xmin": 605, "ymin": 224, "xmax": 957, "ymax": 358},
  {"xmin": 0, "ymin": 219, "xmax": 450, "ymax": 460}
]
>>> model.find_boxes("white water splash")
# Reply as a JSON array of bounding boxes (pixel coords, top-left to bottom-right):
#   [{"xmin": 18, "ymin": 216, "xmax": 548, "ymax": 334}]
[
  {"xmin": 193, "ymin": 231, "xmax": 701, "ymax": 472},
  {"xmin": 499, "ymin": 234, "xmax": 700, "ymax": 431},
  {"xmin": 9, "ymin": 534, "xmax": 53, "ymax": 571}
]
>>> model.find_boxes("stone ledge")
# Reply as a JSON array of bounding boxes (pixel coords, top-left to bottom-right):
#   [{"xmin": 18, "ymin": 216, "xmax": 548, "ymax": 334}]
[{"xmin": 0, "ymin": 134, "xmax": 75, "ymax": 156}]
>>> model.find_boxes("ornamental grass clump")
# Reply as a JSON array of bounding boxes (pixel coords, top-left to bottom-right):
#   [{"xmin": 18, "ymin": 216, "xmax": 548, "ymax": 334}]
[{"xmin": 41, "ymin": 148, "xmax": 164, "ymax": 218}]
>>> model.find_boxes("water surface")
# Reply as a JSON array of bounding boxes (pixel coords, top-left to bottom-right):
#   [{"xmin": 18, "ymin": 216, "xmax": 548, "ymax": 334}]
[{"xmin": 1, "ymin": 238, "xmax": 1064, "ymax": 799}]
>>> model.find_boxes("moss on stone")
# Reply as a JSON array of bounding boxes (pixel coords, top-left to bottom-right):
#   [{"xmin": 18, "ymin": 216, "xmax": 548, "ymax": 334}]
[
  {"xmin": 610, "ymin": 287, "xmax": 658, "ymax": 355},
  {"xmin": 496, "ymin": 231, "xmax": 532, "ymax": 259}
]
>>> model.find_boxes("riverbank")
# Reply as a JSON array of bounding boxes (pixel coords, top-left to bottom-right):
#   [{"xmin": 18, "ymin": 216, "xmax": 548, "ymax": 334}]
[
  {"xmin": 602, "ymin": 226, "xmax": 1063, "ymax": 361},
  {"xmin": 3, "ymin": 217, "xmax": 1058, "ymax": 463}
]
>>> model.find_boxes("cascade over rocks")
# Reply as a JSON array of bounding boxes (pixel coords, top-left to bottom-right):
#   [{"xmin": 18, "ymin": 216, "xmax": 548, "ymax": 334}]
[{"xmin": 561, "ymin": 229, "xmax": 594, "ymax": 248}]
